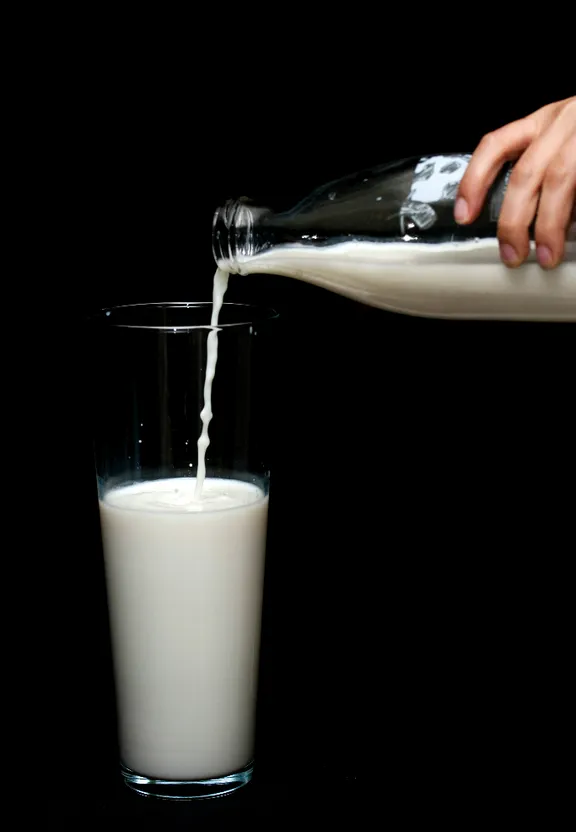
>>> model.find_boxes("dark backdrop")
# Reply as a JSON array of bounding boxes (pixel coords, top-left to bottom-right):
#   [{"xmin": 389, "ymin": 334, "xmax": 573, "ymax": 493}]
[{"xmin": 25, "ymin": 28, "xmax": 573, "ymax": 824}]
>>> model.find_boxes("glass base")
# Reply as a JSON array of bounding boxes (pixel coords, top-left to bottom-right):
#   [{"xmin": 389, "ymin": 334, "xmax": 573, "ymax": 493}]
[{"xmin": 121, "ymin": 761, "xmax": 253, "ymax": 800}]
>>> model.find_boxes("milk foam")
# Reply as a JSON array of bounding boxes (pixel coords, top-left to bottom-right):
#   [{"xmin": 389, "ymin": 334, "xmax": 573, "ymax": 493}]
[{"xmin": 104, "ymin": 477, "xmax": 265, "ymax": 513}]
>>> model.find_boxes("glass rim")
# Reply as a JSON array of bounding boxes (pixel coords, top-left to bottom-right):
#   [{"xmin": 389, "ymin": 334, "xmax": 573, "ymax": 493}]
[{"xmin": 91, "ymin": 301, "xmax": 279, "ymax": 331}]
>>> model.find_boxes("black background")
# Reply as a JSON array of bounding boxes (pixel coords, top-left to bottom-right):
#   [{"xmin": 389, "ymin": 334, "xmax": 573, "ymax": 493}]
[{"xmin": 22, "ymin": 20, "xmax": 574, "ymax": 825}]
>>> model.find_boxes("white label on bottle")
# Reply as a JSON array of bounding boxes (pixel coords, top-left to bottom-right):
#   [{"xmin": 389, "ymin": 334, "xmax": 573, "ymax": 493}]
[
  {"xmin": 408, "ymin": 155, "xmax": 471, "ymax": 205},
  {"xmin": 399, "ymin": 155, "xmax": 472, "ymax": 235}
]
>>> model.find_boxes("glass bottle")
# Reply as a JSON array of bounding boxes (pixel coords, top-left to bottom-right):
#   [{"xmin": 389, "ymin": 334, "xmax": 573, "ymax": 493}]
[{"xmin": 212, "ymin": 154, "xmax": 576, "ymax": 321}]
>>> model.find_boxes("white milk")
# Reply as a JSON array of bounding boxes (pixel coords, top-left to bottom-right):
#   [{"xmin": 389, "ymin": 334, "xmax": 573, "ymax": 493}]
[
  {"xmin": 195, "ymin": 267, "xmax": 229, "ymax": 498},
  {"xmin": 99, "ymin": 477, "xmax": 268, "ymax": 781},
  {"xmin": 230, "ymin": 239, "xmax": 576, "ymax": 320}
]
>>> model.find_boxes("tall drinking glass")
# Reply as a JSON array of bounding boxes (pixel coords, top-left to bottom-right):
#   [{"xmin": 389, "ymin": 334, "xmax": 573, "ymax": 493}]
[{"xmin": 89, "ymin": 302, "xmax": 277, "ymax": 799}]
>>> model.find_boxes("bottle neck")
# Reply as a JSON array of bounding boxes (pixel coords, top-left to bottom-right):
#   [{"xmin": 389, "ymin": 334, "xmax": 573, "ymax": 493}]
[{"xmin": 212, "ymin": 199, "xmax": 271, "ymax": 273}]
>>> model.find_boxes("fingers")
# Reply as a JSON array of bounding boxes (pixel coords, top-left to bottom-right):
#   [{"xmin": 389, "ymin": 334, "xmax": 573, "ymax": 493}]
[
  {"xmin": 534, "ymin": 132, "xmax": 576, "ymax": 268},
  {"xmin": 455, "ymin": 117, "xmax": 539, "ymax": 225},
  {"xmin": 496, "ymin": 103, "xmax": 576, "ymax": 266},
  {"xmin": 455, "ymin": 97, "xmax": 576, "ymax": 269},
  {"xmin": 454, "ymin": 100, "xmax": 568, "ymax": 224}
]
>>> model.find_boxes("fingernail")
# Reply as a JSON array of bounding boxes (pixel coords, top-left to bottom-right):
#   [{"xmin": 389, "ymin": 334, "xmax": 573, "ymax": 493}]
[
  {"xmin": 537, "ymin": 245, "xmax": 553, "ymax": 267},
  {"xmin": 454, "ymin": 197, "xmax": 468, "ymax": 223},
  {"xmin": 500, "ymin": 243, "xmax": 518, "ymax": 265}
]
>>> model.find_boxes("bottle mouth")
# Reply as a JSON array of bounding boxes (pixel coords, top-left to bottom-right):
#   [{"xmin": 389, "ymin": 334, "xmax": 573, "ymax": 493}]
[{"xmin": 212, "ymin": 198, "xmax": 259, "ymax": 273}]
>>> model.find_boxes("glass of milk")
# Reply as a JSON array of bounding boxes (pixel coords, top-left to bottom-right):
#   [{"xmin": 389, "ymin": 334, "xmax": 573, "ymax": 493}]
[{"xmin": 90, "ymin": 301, "xmax": 277, "ymax": 799}]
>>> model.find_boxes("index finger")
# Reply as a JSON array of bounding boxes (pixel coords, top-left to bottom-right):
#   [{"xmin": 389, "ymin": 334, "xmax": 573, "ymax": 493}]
[{"xmin": 455, "ymin": 118, "xmax": 537, "ymax": 225}]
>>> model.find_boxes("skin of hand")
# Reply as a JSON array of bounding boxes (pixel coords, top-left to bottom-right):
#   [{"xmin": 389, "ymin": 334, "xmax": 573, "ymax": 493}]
[{"xmin": 454, "ymin": 97, "xmax": 576, "ymax": 269}]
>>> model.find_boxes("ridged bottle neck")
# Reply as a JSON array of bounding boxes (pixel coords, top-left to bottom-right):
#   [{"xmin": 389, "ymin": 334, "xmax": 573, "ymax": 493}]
[{"xmin": 212, "ymin": 199, "xmax": 271, "ymax": 273}]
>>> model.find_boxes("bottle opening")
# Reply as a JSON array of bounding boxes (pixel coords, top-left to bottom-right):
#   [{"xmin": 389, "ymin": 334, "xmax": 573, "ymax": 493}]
[
  {"xmin": 212, "ymin": 199, "xmax": 275, "ymax": 273},
  {"xmin": 212, "ymin": 199, "xmax": 255, "ymax": 273}
]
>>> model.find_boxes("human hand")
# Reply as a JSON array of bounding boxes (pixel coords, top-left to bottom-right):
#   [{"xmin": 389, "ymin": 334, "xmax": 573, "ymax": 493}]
[{"xmin": 455, "ymin": 97, "xmax": 576, "ymax": 268}]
